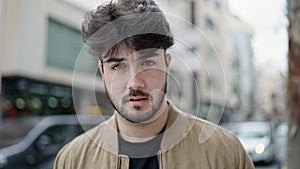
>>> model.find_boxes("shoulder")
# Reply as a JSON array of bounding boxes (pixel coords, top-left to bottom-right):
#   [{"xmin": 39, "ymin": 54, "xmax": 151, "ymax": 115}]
[
  {"xmin": 181, "ymin": 112, "xmax": 241, "ymax": 148},
  {"xmin": 167, "ymin": 101, "xmax": 240, "ymax": 146},
  {"xmin": 53, "ymin": 116, "xmax": 116, "ymax": 168},
  {"xmin": 53, "ymin": 132, "xmax": 91, "ymax": 168},
  {"xmin": 169, "ymin": 112, "xmax": 254, "ymax": 168},
  {"xmin": 54, "ymin": 125, "xmax": 101, "ymax": 159}
]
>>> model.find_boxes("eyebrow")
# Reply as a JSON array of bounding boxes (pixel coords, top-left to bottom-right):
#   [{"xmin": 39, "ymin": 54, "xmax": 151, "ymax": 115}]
[
  {"xmin": 138, "ymin": 52, "xmax": 160, "ymax": 59},
  {"xmin": 102, "ymin": 57, "xmax": 125, "ymax": 63},
  {"xmin": 139, "ymin": 52, "xmax": 159, "ymax": 58},
  {"xmin": 102, "ymin": 52, "xmax": 161, "ymax": 63}
]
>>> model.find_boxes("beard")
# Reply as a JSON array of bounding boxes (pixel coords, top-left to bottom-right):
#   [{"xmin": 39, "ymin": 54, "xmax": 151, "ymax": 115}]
[{"xmin": 105, "ymin": 78, "xmax": 167, "ymax": 123}]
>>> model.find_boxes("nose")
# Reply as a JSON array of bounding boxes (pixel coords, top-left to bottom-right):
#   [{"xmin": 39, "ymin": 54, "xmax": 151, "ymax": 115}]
[{"xmin": 127, "ymin": 73, "xmax": 145, "ymax": 90}]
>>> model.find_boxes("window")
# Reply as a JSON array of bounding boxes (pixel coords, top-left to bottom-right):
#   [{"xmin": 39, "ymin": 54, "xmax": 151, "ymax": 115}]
[
  {"xmin": 192, "ymin": 72, "xmax": 199, "ymax": 110},
  {"xmin": 205, "ymin": 18, "xmax": 217, "ymax": 32},
  {"xmin": 233, "ymin": 85, "xmax": 239, "ymax": 94},
  {"xmin": 46, "ymin": 18, "xmax": 97, "ymax": 74},
  {"xmin": 1, "ymin": 77, "xmax": 75, "ymax": 118},
  {"xmin": 232, "ymin": 59, "xmax": 240, "ymax": 69},
  {"xmin": 207, "ymin": 76, "xmax": 216, "ymax": 89},
  {"xmin": 206, "ymin": 0, "xmax": 220, "ymax": 8},
  {"xmin": 190, "ymin": 0, "xmax": 196, "ymax": 26}
]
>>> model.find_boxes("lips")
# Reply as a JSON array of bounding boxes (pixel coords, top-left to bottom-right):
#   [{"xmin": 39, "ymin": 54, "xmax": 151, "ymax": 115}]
[
  {"xmin": 122, "ymin": 89, "xmax": 150, "ymax": 107},
  {"xmin": 129, "ymin": 97, "xmax": 147, "ymax": 101},
  {"xmin": 128, "ymin": 97, "xmax": 148, "ymax": 107}
]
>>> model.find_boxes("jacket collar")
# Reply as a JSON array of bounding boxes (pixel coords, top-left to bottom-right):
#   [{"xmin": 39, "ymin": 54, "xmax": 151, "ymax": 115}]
[{"xmin": 88, "ymin": 100, "xmax": 193, "ymax": 155}]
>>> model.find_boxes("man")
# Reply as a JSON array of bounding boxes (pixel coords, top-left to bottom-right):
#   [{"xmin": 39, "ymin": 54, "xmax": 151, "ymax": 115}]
[{"xmin": 54, "ymin": 0, "xmax": 255, "ymax": 168}]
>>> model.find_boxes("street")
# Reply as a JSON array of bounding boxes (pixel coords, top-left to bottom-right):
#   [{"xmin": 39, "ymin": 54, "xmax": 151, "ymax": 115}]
[{"xmin": 256, "ymin": 163, "xmax": 284, "ymax": 169}]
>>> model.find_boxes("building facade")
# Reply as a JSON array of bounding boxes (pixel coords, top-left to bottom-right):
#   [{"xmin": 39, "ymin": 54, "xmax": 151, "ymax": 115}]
[
  {"xmin": 0, "ymin": 0, "xmax": 112, "ymax": 119},
  {"xmin": 157, "ymin": 0, "xmax": 238, "ymax": 123},
  {"xmin": 230, "ymin": 16, "xmax": 254, "ymax": 116}
]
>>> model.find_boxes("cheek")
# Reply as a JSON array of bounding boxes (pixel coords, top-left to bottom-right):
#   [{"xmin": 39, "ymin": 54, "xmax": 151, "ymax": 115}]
[
  {"xmin": 145, "ymin": 71, "xmax": 167, "ymax": 88},
  {"xmin": 104, "ymin": 74, "xmax": 126, "ymax": 96}
]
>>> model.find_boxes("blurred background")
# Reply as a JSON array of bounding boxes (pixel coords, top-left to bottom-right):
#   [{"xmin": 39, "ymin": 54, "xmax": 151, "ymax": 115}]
[{"xmin": 0, "ymin": 0, "xmax": 299, "ymax": 168}]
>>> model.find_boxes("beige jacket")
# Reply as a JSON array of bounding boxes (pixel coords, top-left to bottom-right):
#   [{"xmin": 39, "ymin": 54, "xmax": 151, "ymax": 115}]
[{"xmin": 54, "ymin": 102, "xmax": 254, "ymax": 169}]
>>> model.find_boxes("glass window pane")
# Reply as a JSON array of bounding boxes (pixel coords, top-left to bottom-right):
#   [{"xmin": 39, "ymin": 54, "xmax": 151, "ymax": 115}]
[{"xmin": 46, "ymin": 19, "xmax": 97, "ymax": 74}]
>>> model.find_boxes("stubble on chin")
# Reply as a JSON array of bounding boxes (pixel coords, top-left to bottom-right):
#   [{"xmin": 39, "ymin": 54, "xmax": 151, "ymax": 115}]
[{"xmin": 106, "ymin": 78, "xmax": 167, "ymax": 123}]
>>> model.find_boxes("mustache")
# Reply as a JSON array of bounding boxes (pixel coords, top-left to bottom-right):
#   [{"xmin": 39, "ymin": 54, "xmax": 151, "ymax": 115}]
[
  {"xmin": 129, "ymin": 89, "xmax": 149, "ymax": 97},
  {"xmin": 122, "ymin": 89, "xmax": 149, "ymax": 103}
]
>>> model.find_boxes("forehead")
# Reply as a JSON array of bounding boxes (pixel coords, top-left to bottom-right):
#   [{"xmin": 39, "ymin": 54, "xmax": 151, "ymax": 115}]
[{"xmin": 102, "ymin": 47, "xmax": 165, "ymax": 62}]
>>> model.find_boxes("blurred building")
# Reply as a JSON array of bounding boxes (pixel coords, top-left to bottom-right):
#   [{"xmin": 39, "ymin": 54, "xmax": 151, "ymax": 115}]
[
  {"xmin": 229, "ymin": 16, "xmax": 254, "ymax": 116},
  {"xmin": 0, "ymin": 0, "xmax": 112, "ymax": 119},
  {"xmin": 157, "ymin": 0, "xmax": 239, "ymax": 123},
  {"xmin": 0, "ymin": 0, "xmax": 245, "ymax": 124},
  {"xmin": 252, "ymin": 67, "xmax": 288, "ymax": 120},
  {"xmin": 197, "ymin": 0, "xmax": 239, "ymax": 112}
]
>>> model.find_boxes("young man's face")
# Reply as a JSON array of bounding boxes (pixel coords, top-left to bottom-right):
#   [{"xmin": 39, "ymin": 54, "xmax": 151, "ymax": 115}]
[{"xmin": 100, "ymin": 48, "xmax": 171, "ymax": 123}]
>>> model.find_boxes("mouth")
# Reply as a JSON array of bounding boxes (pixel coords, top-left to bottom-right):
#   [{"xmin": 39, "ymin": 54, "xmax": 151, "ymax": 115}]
[{"xmin": 128, "ymin": 97, "xmax": 148, "ymax": 106}]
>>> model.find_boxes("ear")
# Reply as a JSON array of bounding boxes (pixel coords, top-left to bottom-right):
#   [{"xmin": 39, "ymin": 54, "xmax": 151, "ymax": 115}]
[
  {"xmin": 98, "ymin": 61, "xmax": 104, "ymax": 77},
  {"xmin": 165, "ymin": 53, "xmax": 172, "ymax": 71}
]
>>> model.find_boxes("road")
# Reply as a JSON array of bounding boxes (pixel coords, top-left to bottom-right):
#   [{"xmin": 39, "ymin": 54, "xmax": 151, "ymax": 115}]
[{"xmin": 256, "ymin": 163, "xmax": 285, "ymax": 169}]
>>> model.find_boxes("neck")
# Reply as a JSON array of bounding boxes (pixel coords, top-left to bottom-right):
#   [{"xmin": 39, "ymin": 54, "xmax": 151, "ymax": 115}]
[{"xmin": 116, "ymin": 100, "xmax": 169, "ymax": 142}]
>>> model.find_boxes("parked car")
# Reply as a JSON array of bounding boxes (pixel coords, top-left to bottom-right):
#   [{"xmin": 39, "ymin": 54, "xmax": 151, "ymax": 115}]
[
  {"xmin": 224, "ymin": 121, "xmax": 276, "ymax": 164},
  {"xmin": 0, "ymin": 117, "xmax": 42, "ymax": 149},
  {"xmin": 0, "ymin": 115, "xmax": 108, "ymax": 169},
  {"xmin": 275, "ymin": 121, "xmax": 288, "ymax": 167},
  {"xmin": 33, "ymin": 155, "xmax": 56, "ymax": 169}
]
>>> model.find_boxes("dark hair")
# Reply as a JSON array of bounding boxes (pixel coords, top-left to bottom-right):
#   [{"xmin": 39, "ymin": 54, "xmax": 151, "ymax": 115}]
[{"xmin": 82, "ymin": 0, "xmax": 174, "ymax": 60}]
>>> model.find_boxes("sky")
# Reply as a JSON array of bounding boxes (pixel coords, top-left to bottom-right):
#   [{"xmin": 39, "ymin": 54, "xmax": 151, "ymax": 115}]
[{"xmin": 228, "ymin": 0, "xmax": 289, "ymax": 74}]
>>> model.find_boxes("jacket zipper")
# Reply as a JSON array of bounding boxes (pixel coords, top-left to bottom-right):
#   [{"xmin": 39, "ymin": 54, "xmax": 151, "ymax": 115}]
[
  {"xmin": 157, "ymin": 153, "xmax": 162, "ymax": 169},
  {"xmin": 117, "ymin": 156, "xmax": 121, "ymax": 169}
]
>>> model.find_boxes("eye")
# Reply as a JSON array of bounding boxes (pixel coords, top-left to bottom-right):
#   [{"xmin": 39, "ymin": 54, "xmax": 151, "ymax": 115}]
[
  {"xmin": 111, "ymin": 62, "xmax": 127, "ymax": 70},
  {"xmin": 142, "ymin": 60, "xmax": 155, "ymax": 66}
]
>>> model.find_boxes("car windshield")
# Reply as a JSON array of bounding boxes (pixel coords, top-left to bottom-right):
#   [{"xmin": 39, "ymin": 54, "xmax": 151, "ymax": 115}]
[
  {"xmin": 235, "ymin": 130, "xmax": 268, "ymax": 138},
  {"xmin": 229, "ymin": 122, "xmax": 271, "ymax": 139},
  {"xmin": 0, "ymin": 117, "xmax": 42, "ymax": 148}
]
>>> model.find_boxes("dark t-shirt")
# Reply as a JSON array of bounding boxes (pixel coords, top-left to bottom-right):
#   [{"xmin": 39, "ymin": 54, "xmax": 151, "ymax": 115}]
[{"xmin": 118, "ymin": 129, "xmax": 164, "ymax": 169}]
